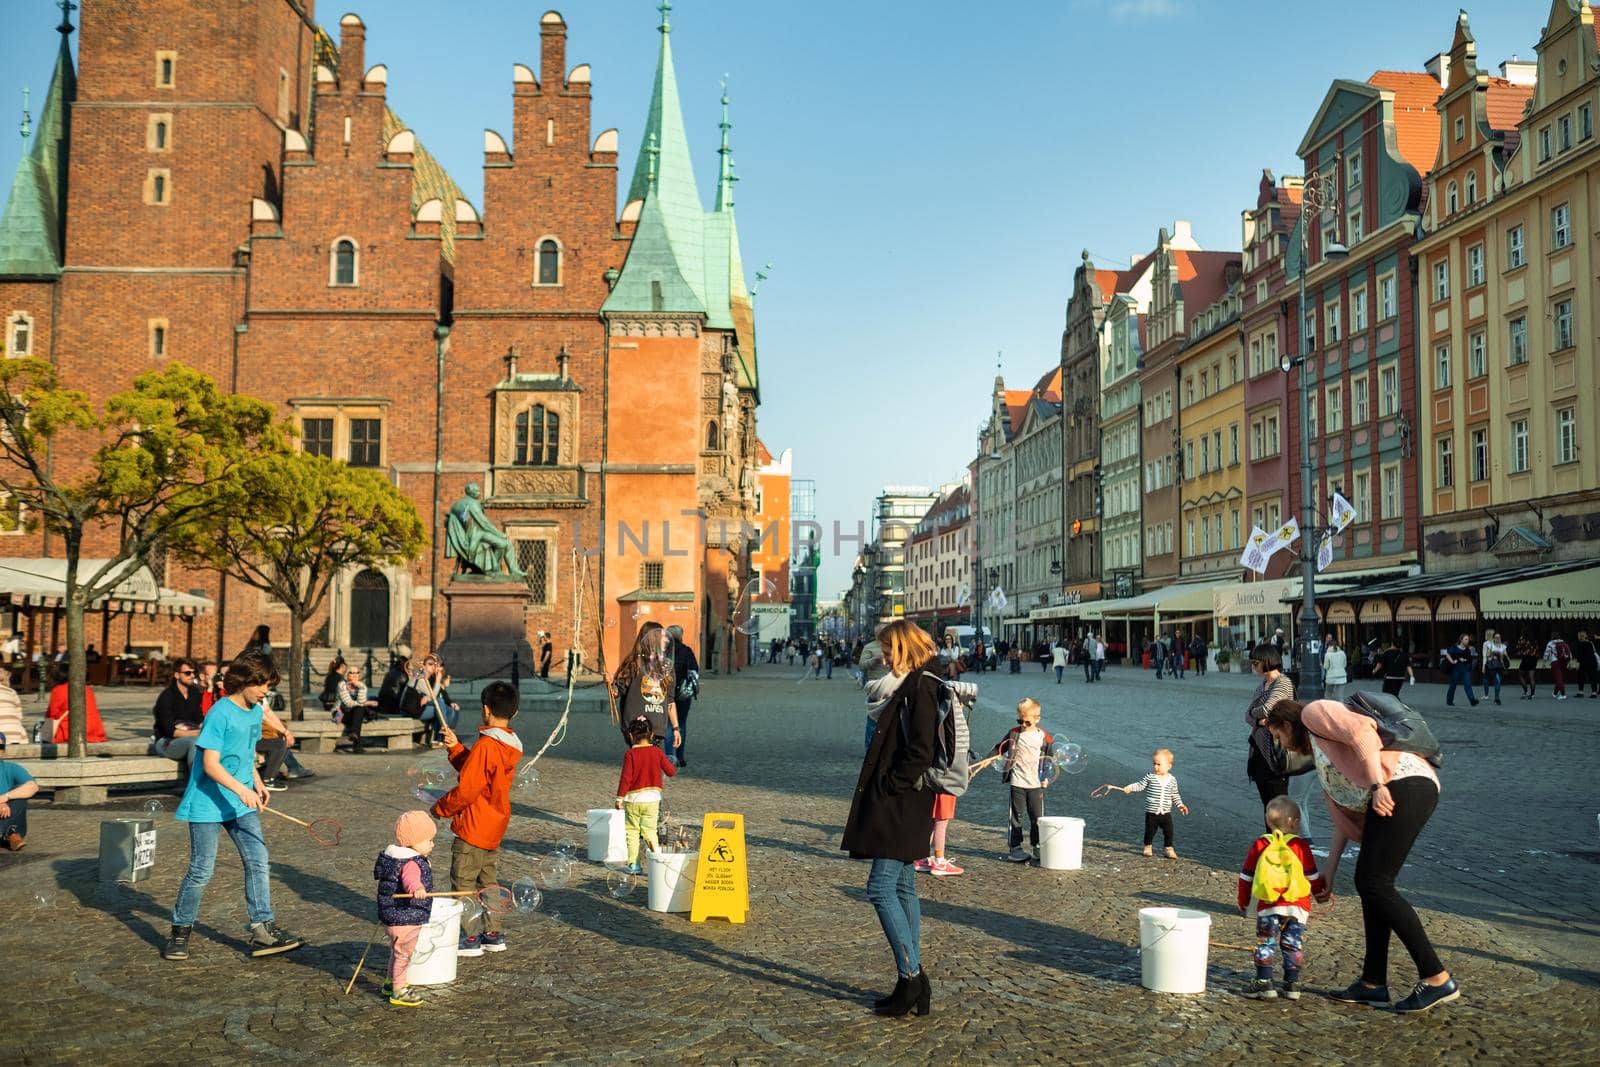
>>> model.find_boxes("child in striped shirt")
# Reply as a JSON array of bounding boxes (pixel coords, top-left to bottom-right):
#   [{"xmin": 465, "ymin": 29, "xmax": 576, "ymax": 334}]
[{"xmin": 1105, "ymin": 748, "xmax": 1189, "ymax": 858}]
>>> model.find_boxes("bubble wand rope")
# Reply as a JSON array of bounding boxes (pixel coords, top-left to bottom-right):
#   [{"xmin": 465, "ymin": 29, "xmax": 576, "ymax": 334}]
[{"xmin": 522, "ymin": 550, "xmax": 595, "ymax": 766}]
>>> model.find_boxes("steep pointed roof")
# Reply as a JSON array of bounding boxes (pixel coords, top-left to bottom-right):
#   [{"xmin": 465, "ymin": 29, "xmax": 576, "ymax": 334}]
[
  {"xmin": 712, "ymin": 86, "xmax": 758, "ymax": 394},
  {"xmin": 602, "ymin": 179, "xmax": 704, "ymax": 314},
  {"xmin": 613, "ymin": 1, "xmax": 707, "ymax": 312},
  {"xmin": 0, "ymin": 29, "xmax": 74, "ymax": 278}
]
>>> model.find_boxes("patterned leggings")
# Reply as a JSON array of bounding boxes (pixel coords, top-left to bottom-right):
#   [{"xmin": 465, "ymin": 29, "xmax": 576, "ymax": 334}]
[{"xmin": 1254, "ymin": 914, "xmax": 1306, "ymax": 981}]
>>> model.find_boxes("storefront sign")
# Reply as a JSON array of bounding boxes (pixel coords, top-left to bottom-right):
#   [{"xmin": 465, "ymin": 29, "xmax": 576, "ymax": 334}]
[{"xmin": 1479, "ymin": 566, "xmax": 1600, "ymax": 618}]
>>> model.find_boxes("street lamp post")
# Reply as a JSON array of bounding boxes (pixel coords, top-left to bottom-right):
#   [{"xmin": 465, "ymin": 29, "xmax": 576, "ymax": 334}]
[{"xmin": 1280, "ymin": 169, "xmax": 1347, "ymax": 702}]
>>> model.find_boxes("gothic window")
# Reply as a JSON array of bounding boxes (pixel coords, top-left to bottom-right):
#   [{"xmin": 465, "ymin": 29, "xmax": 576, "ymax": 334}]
[
  {"xmin": 536, "ymin": 237, "xmax": 562, "ymax": 286},
  {"xmin": 149, "ymin": 320, "xmax": 168, "ymax": 358},
  {"xmin": 331, "ymin": 238, "xmax": 358, "ymax": 286},
  {"xmin": 705, "ymin": 420, "xmax": 719, "ymax": 451},
  {"xmin": 515, "ymin": 404, "xmax": 559, "ymax": 466},
  {"xmin": 155, "ymin": 51, "xmax": 176, "ymax": 88},
  {"xmin": 145, "ymin": 169, "xmax": 171, "ymax": 205}
]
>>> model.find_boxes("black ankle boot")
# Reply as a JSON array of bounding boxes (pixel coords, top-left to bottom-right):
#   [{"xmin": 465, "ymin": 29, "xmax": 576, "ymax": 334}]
[
  {"xmin": 875, "ymin": 968, "xmax": 930, "ymax": 1017},
  {"xmin": 873, "ymin": 973, "xmax": 909, "ymax": 1011}
]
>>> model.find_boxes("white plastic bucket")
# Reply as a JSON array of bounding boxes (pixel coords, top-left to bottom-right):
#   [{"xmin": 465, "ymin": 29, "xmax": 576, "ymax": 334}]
[
  {"xmin": 1037, "ymin": 816, "xmax": 1084, "ymax": 870},
  {"xmin": 646, "ymin": 849, "xmax": 699, "ymax": 913},
  {"xmin": 587, "ymin": 808, "xmax": 626, "ymax": 864},
  {"xmin": 1138, "ymin": 907, "xmax": 1211, "ymax": 993},
  {"xmin": 407, "ymin": 897, "xmax": 462, "ymax": 987}
]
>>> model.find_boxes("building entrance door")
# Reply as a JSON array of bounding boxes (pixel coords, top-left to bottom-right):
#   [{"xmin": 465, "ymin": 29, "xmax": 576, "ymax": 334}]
[{"xmin": 350, "ymin": 569, "xmax": 390, "ymax": 648}]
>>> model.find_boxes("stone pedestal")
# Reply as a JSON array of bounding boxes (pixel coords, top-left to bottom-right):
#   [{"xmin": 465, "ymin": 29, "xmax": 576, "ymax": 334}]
[{"xmin": 435, "ymin": 578, "xmax": 536, "ymax": 681}]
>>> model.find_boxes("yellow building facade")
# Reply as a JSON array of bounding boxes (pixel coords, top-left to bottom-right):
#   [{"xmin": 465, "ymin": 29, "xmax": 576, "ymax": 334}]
[
  {"xmin": 1178, "ymin": 279, "xmax": 1248, "ymax": 578},
  {"xmin": 1414, "ymin": 3, "xmax": 1599, "ymax": 570}
]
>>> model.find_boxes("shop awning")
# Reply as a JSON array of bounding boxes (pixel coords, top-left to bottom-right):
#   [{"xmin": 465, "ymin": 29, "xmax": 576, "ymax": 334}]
[
  {"xmin": 1082, "ymin": 578, "xmax": 1235, "ymax": 620},
  {"xmin": 0, "ymin": 558, "xmax": 213, "ymax": 616},
  {"xmin": 1326, "ymin": 600, "xmax": 1356, "ymax": 624},
  {"xmin": 1312, "ymin": 560, "xmax": 1589, "ymax": 611},
  {"xmin": 1213, "ymin": 577, "xmax": 1301, "ymax": 619},
  {"xmin": 1479, "ymin": 563, "xmax": 1600, "ymax": 619}
]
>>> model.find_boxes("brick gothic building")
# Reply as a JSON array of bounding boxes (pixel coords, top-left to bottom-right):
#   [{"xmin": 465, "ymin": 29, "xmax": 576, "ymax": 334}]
[{"xmin": 0, "ymin": 3, "xmax": 761, "ymax": 674}]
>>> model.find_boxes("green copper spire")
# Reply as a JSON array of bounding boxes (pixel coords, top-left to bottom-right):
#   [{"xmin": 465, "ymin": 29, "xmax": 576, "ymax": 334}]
[
  {"xmin": 609, "ymin": 1, "xmax": 708, "ymax": 315},
  {"xmin": 715, "ymin": 77, "xmax": 737, "ymax": 213},
  {"xmin": 0, "ymin": 15, "xmax": 75, "ymax": 278}
]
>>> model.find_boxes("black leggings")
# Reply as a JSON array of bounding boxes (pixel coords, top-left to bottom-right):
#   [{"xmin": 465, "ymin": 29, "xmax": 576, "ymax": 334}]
[
  {"xmin": 673, "ymin": 698, "xmax": 691, "ymax": 761},
  {"xmin": 1355, "ymin": 776, "xmax": 1444, "ymax": 984},
  {"xmin": 1247, "ymin": 746, "xmax": 1289, "ymax": 807},
  {"xmin": 1143, "ymin": 812, "xmax": 1173, "ymax": 847}
]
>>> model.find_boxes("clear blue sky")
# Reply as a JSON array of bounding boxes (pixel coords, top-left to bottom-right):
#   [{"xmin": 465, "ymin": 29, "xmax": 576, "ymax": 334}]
[{"xmin": 0, "ymin": 0, "xmax": 1545, "ymax": 598}]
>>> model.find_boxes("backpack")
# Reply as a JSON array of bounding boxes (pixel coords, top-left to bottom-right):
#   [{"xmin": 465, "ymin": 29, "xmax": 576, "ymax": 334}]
[
  {"xmin": 900, "ymin": 672, "xmax": 970, "ymax": 798},
  {"xmin": 1250, "ymin": 831, "xmax": 1312, "ymax": 904},
  {"xmin": 1554, "ymin": 640, "xmax": 1571, "ymax": 664},
  {"xmin": 1345, "ymin": 690, "xmax": 1443, "ymax": 767}
]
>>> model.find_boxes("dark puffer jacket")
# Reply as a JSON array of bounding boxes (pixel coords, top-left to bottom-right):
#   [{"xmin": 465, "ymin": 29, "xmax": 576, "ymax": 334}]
[
  {"xmin": 374, "ymin": 847, "xmax": 434, "ymax": 927},
  {"xmin": 841, "ymin": 666, "xmax": 940, "ymax": 863}
]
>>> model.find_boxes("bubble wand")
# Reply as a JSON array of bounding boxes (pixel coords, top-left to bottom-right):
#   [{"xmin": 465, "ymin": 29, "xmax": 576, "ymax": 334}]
[{"xmin": 258, "ymin": 804, "xmax": 344, "ymax": 846}]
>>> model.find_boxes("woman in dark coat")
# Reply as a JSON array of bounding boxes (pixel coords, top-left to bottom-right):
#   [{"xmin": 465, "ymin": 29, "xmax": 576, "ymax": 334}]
[{"xmin": 841, "ymin": 619, "xmax": 941, "ymax": 1017}]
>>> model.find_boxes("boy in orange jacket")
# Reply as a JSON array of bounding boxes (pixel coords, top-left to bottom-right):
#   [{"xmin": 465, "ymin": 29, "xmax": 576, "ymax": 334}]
[{"xmin": 430, "ymin": 680, "xmax": 521, "ymax": 957}]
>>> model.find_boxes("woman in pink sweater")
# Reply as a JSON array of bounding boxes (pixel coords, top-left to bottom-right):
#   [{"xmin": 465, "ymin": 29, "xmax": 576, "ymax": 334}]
[{"xmin": 1264, "ymin": 699, "xmax": 1458, "ymax": 1014}]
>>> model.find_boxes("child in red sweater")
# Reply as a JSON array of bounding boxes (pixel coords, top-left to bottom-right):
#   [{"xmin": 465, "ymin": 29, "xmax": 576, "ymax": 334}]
[
  {"xmin": 1237, "ymin": 795, "xmax": 1327, "ymax": 1000},
  {"xmin": 615, "ymin": 715, "xmax": 676, "ymax": 874},
  {"xmin": 430, "ymin": 680, "xmax": 521, "ymax": 957}
]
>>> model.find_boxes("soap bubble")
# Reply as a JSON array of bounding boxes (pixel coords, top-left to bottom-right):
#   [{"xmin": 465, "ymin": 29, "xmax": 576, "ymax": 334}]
[
  {"xmin": 412, "ymin": 786, "xmax": 444, "ymax": 806},
  {"xmin": 992, "ymin": 738, "xmax": 1013, "ymax": 778},
  {"xmin": 731, "ymin": 577, "xmax": 779, "ymax": 637},
  {"xmin": 407, "ymin": 764, "xmax": 449, "ymax": 791},
  {"xmin": 512, "ymin": 877, "xmax": 543, "ymax": 915},
  {"xmin": 143, "ymin": 798, "xmax": 165, "ymax": 815},
  {"xmin": 515, "ymin": 762, "xmax": 540, "ymax": 796},
  {"xmin": 461, "ymin": 896, "xmax": 486, "ymax": 927},
  {"xmin": 537, "ymin": 855, "xmax": 574, "ymax": 890},
  {"xmin": 554, "ymin": 836, "xmax": 581, "ymax": 858},
  {"xmin": 604, "ymin": 616, "xmax": 619, "ymax": 629},
  {"xmin": 1038, "ymin": 754, "xmax": 1060, "ymax": 788},
  {"xmin": 605, "ymin": 868, "xmax": 637, "ymax": 900},
  {"xmin": 32, "ymin": 890, "xmax": 54, "ymax": 909}
]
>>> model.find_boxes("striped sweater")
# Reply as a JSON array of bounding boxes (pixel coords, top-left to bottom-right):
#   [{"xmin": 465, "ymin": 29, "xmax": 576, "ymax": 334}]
[{"xmin": 1125, "ymin": 772, "xmax": 1184, "ymax": 814}]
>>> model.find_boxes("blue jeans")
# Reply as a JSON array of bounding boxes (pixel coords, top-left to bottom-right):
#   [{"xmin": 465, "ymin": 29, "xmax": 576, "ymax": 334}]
[
  {"xmin": 1054, "ymin": 666, "xmax": 1064, "ymax": 683},
  {"xmin": 420, "ymin": 699, "xmax": 459, "ymax": 742},
  {"xmin": 1446, "ymin": 667, "xmax": 1476, "ymax": 705},
  {"xmin": 172, "ymin": 812, "xmax": 273, "ymax": 927},
  {"xmin": 1483, "ymin": 668, "xmax": 1502, "ymax": 701},
  {"xmin": 866, "ymin": 858, "xmax": 921, "ymax": 977}
]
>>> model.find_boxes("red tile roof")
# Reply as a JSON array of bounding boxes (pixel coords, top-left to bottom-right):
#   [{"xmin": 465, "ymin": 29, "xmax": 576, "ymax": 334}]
[
  {"xmin": 1032, "ymin": 365, "xmax": 1063, "ymax": 401},
  {"xmin": 1484, "ymin": 76, "xmax": 1534, "ymax": 134},
  {"xmin": 1368, "ymin": 71, "xmax": 1444, "ymax": 175},
  {"xmin": 1174, "ymin": 250, "xmax": 1240, "ymax": 317},
  {"xmin": 1004, "ymin": 390, "xmax": 1032, "ymax": 435},
  {"xmin": 756, "ymin": 438, "xmax": 774, "ymax": 465},
  {"xmin": 1093, "ymin": 269, "xmax": 1121, "ymax": 302}
]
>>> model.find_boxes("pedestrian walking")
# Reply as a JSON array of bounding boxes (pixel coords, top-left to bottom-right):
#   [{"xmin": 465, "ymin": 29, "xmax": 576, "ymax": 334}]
[
  {"xmin": 1443, "ymin": 635, "xmax": 1478, "ymax": 707},
  {"xmin": 1051, "ymin": 641, "xmax": 1068, "ymax": 684},
  {"xmin": 613, "ymin": 624, "xmax": 681, "ymax": 758},
  {"xmin": 538, "ymin": 632, "xmax": 553, "ymax": 681},
  {"xmin": 1379, "ymin": 640, "xmax": 1413, "ymax": 697},
  {"xmin": 1244, "ymin": 643, "xmax": 1296, "ymax": 807},
  {"xmin": 1516, "ymin": 634, "xmax": 1540, "ymax": 699},
  {"xmin": 1322, "ymin": 638, "xmax": 1348, "ymax": 702},
  {"xmin": 1573, "ymin": 630, "xmax": 1599, "ymax": 698},
  {"xmin": 1190, "ymin": 633, "xmax": 1208, "ymax": 677},
  {"xmin": 1092, "ymin": 632, "xmax": 1106, "ymax": 681},
  {"xmin": 1265, "ymin": 700, "xmax": 1459, "ymax": 1013},
  {"xmin": 1481, "ymin": 631, "xmax": 1507, "ymax": 706},
  {"xmin": 1544, "ymin": 633, "xmax": 1571, "ymax": 699},
  {"xmin": 840, "ymin": 620, "xmax": 941, "ymax": 1018},
  {"xmin": 665, "ymin": 625, "xmax": 699, "ymax": 767}
]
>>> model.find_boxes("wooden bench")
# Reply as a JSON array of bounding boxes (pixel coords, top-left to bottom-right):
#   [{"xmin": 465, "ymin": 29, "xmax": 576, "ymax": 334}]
[
  {"xmin": 292, "ymin": 717, "xmax": 419, "ymax": 753},
  {"xmin": 15, "ymin": 755, "xmax": 184, "ymax": 806}
]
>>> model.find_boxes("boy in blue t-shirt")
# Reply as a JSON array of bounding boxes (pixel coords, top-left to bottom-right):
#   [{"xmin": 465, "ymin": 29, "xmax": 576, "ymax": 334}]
[
  {"xmin": 0, "ymin": 738, "xmax": 40, "ymax": 850},
  {"xmin": 163, "ymin": 652, "xmax": 303, "ymax": 961}
]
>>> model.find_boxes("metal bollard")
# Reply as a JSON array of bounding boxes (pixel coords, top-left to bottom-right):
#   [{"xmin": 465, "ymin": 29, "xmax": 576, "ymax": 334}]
[
  {"xmin": 363, "ymin": 648, "xmax": 375, "ymax": 688},
  {"xmin": 302, "ymin": 648, "xmax": 314, "ymax": 694}
]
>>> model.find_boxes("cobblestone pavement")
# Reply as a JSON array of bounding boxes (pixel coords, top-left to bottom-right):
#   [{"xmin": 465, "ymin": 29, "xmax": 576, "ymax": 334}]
[{"xmin": 2, "ymin": 662, "xmax": 1596, "ymax": 1065}]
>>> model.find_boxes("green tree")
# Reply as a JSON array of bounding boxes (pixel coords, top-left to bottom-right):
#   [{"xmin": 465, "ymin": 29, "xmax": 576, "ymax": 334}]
[
  {"xmin": 0, "ymin": 359, "xmax": 288, "ymax": 756},
  {"xmin": 172, "ymin": 451, "xmax": 427, "ymax": 720}
]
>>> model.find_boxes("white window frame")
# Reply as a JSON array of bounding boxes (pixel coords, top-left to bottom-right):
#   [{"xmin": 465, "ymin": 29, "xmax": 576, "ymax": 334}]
[
  {"xmin": 1510, "ymin": 418, "xmax": 1529, "ymax": 474},
  {"xmin": 1325, "ymin": 300, "xmax": 1342, "ymax": 344},
  {"xmin": 1306, "ymin": 388, "xmax": 1318, "ymax": 439},
  {"xmin": 1470, "ymin": 427, "xmax": 1488, "ymax": 483},
  {"xmin": 1350, "ymin": 288, "xmax": 1367, "ymax": 332},
  {"xmin": 1552, "ymin": 203, "xmax": 1571, "ymax": 249},
  {"xmin": 1354, "ymin": 470, "xmax": 1371, "ymax": 523},
  {"xmin": 1436, "ymin": 437, "xmax": 1454, "ymax": 488},
  {"xmin": 1467, "ymin": 331, "xmax": 1486, "ymax": 378},
  {"xmin": 1554, "ymin": 298, "xmax": 1574, "ymax": 350},
  {"xmin": 1446, "ymin": 181, "xmax": 1458, "ymax": 214},
  {"xmin": 1467, "ymin": 244, "xmax": 1484, "ymax": 287},
  {"xmin": 1434, "ymin": 343, "xmax": 1451, "ymax": 390},
  {"xmin": 1557, "ymin": 408, "xmax": 1577, "ymax": 465},
  {"xmin": 1326, "ymin": 383, "xmax": 1343, "ymax": 434},
  {"xmin": 1559, "ymin": 114, "xmax": 1573, "ymax": 152},
  {"xmin": 533, "ymin": 235, "xmax": 564, "ymax": 287},
  {"xmin": 1346, "ymin": 206, "xmax": 1363, "ymax": 244},
  {"xmin": 1352, "ymin": 376, "xmax": 1369, "ymax": 424},
  {"xmin": 1433, "ymin": 260, "xmax": 1449, "ymax": 302},
  {"xmin": 1346, "ymin": 150, "xmax": 1362, "ymax": 188},
  {"xmin": 1507, "ymin": 225, "xmax": 1524, "ymax": 269},
  {"xmin": 1379, "ymin": 364, "xmax": 1398, "ymax": 417},
  {"xmin": 1539, "ymin": 125, "xmax": 1552, "ymax": 161},
  {"xmin": 1582, "ymin": 102, "xmax": 1594, "ymax": 141},
  {"xmin": 1509, "ymin": 316, "xmax": 1527, "ymax": 365},
  {"xmin": 1377, "ymin": 272, "xmax": 1397, "ymax": 320},
  {"xmin": 1381, "ymin": 462, "xmax": 1400, "ymax": 519},
  {"xmin": 1465, "ymin": 169, "xmax": 1477, "ymax": 205},
  {"xmin": 5, "ymin": 311, "xmax": 33, "ymax": 357}
]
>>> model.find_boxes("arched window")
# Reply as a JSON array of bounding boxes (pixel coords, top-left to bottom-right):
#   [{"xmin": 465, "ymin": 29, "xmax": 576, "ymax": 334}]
[
  {"xmin": 537, "ymin": 238, "xmax": 561, "ymax": 285},
  {"xmin": 1445, "ymin": 181, "xmax": 1458, "ymax": 214},
  {"xmin": 331, "ymin": 238, "xmax": 358, "ymax": 286},
  {"xmin": 515, "ymin": 404, "xmax": 559, "ymax": 466},
  {"xmin": 705, "ymin": 420, "xmax": 719, "ymax": 451},
  {"xmin": 348, "ymin": 569, "xmax": 390, "ymax": 648},
  {"xmin": 155, "ymin": 120, "xmax": 168, "ymax": 149},
  {"xmin": 6, "ymin": 312, "xmax": 32, "ymax": 357},
  {"xmin": 1465, "ymin": 170, "xmax": 1477, "ymax": 205}
]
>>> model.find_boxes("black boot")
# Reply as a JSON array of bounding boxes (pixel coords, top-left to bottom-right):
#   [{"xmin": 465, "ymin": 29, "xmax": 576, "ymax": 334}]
[
  {"xmin": 874, "ymin": 968, "xmax": 930, "ymax": 1017},
  {"xmin": 872, "ymin": 973, "xmax": 910, "ymax": 1011}
]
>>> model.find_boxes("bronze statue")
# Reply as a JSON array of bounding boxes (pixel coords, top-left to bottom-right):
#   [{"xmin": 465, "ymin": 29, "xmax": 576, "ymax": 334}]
[{"xmin": 444, "ymin": 483, "xmax": 525, "ymax": 579}]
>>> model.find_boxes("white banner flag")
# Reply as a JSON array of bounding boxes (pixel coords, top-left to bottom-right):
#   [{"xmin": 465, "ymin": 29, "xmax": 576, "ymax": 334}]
[
  {"xmin": 1329, "ymin": 492, "xmax": 1356, "ymax": 533},
  {"xmin": 1239, "ymin": 525, "xmax": 1275, "ymax": 575},
  {"xmin": 1316, "ymin": 531, "xmax": 1335, "ymax": 571},
  {"xmin": 988, "ymin": 585, "xmax": 1008, "ymax": 612},
  {"xmin": 1274, "ymin": 516, "xmax": 1301, "ymax": 547}
]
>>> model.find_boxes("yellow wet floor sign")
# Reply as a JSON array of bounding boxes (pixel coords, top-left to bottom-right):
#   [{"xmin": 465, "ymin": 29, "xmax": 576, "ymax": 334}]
[{"xmin": 689, "ymin": 812, "xmax": 748, "ymax": 924}]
